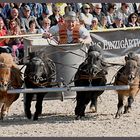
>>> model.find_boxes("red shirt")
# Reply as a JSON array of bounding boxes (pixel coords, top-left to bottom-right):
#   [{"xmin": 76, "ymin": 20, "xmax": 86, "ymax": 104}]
[{"xmin": 0, "ymin": 29, "xmax": 7, "ymax": 46}]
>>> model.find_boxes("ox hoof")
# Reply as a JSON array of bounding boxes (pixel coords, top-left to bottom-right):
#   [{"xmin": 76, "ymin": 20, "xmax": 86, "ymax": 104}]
[
  {"xmin": 89, "ymin": 106, "xmax": 97, "ymax": 113},
  {"xmin": 25, "ymin": 112, "xmax": 32, "ymax": 119},
  {"xmin": 75, "ymin": 116, "xmax": 81, "ymax": 120},
  {"xmin": 0, "ymin": 115, "xmax": 3, "ymax": 120},
  {"xmin": 33, "ymin": 113, "xmax": 39, "ymax": 121},
  {"xmin": 124, "ymin": 106, "xmax": 131, "ymax": 114},
  {"xmin": 75, "ymin": 115, "xmax": 85, "ymax": 120},
  {"xmin": 115, "ymin": 113, "xmax": 122, "ymax": 119}
]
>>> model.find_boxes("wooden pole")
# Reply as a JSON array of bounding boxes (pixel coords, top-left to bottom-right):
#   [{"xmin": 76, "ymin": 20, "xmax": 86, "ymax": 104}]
[{"xmin": 0, "ymin": 33, "xmax": 43, "ymax": 39}]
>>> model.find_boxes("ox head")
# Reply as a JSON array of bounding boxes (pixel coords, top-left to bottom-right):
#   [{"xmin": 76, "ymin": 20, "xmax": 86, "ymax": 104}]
[
  {"xmin": 0, "ymin": 64, "xmax": 11, "ymax": 91},
  {"xmin": 25, "ymin": 57, "xmax": 48, "ymax": 84},
  {"xmin": 124, "ymin": 52, "xmax": 139, "ymax": 84},
  {"xmin": 85, "ymin": 51, "xmax": 107, "ymax": 77}
]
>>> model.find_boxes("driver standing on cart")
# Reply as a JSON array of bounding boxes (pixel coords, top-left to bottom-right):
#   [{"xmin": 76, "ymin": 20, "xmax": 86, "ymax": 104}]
[{"xmin": 43, "ymin": 11, "xmax": 92, "ymax": 45}]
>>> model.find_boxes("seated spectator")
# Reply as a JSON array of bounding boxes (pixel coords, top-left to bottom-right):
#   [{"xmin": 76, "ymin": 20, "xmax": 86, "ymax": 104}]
[
  {"xmin": 79, "ymin": 4, "xmax": 93, "ymax": 30},
  {"xmin": 136, "ymin": 3, "xmax": 140, "ymax": 15},
  {"xmin": 99, "ymin": 16, "xmax": 110, "ymax": 29},
  {"xmin": 110, "ymin": 16, "xmax": 126, "ymax": 28},
  {"xmin": 54, "ymin": 3, "xmax": 67, "ymax": 16},
  {"xmin": 20, "ymin": 5, "xmax": 40, "ymax": 33},
  {"xmin": 126, "ymin": 13, "xmax": 139, "ymax": 27},
  {"xmin": 138, "ymin": 14, "xmax": 140, "ymax": 25},
  {"xmin": 0, "ymin": 3, "xmax": 11, "ymax": 19},
  {"xmin": 90, "ymin": 17, "xmax": 100, "ymax": 30},
  {"xmin": 27, "ymin": 19, "xmax": 43, "ymax": 34},
  {"xmin": 37, "ymin": 5, "xmax": 49, "ymax": 27},
  {"xmin": 78, "ymin": 17, "xmax": 86, "ymax": 28},
  {"xmin": 63, "ymin": 4, "xmax": 73, "ymax": 18},
  {"xmin": 106, "ymin": 3, "xmax": 117, "ymax": 26},
  {"xmin": 115, "ymin": 3, "xmax": 131, "ymax": 25},
  {"xmin": 27, "ymin": 3, "xmax": 43, "ymax": 18},
  {"xmin": 10, "ymin": 3, "xmax": 23, "ymax": 17},
  {"xmin": 91, "ymin": 3, "xmax": 105, "ymax": 24},
  {"xmin": 8, "ymin": 20, "xmax": 24, "ymax": 63},
  {"xmin": 40, "ymin": 17, "xmax": 51, "ymax": 33},
  {"xmin": 49, "ymin": 5, "xmax": 64, "ymax": 27},
  {"xmin": 6, "ymin": 8, "xmax": 21, "ymax": 29},
  {"xmin": 0, "ymin": 17, "xmax": 11, "ymax": 53},
  {"xmin": 101, "ymin": 3, "xmax": 109, "ymax": 16}
]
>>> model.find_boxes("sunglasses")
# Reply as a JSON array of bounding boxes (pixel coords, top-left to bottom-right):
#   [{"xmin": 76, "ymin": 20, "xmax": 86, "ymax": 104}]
[
  {"xmin": 54, "ymin": 10, "xmax": 60, "ymax": 12},
  {"xmin": 96, "ymin": 7, "xmax": 102, "ymax": 9},
  {"xmin": 131, "ymin": 16, "xmax": 137, "ymax": 18},
  {"xmin": 85, "ymin": 8, "xmax": 90, "ymax": 10}
]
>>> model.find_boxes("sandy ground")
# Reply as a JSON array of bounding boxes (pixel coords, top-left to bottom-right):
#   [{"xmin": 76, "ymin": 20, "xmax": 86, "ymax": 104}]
[{"xmin": 1, "ymin": 56, "xmax": 140, "ymax": 137}]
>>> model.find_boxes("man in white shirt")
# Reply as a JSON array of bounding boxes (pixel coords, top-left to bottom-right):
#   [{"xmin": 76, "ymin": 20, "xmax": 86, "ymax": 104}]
[{"xmin": 43, "ymin": 11, "xmax": 92, "ymax": 45}]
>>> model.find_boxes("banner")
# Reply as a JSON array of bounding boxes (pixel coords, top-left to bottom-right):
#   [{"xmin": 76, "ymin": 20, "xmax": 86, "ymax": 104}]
[{"xmin": 90, "ymin": 27, "xmax": 140, "ymax": 58}]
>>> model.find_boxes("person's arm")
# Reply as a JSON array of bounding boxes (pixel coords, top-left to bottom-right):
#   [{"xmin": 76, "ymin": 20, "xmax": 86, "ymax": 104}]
[
  {"xmin": 42, "ymin": 24, "xmax": 59, "ymax": 41},
  {"xmin": 79, "ymin": 26, "xmax": 92, "ymax": 45}
]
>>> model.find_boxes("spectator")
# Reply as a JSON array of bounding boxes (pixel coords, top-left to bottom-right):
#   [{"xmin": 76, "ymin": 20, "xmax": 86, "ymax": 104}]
[
  {"xmin": 78, "ymin": 16, "xmax": 86, "ymax": 28},
  {"xmin": 127, "ymin": 3, "xmax": 137, "ymax": 13},
  {"xmin": 89, "ymin": 3, "xmax": 95, "ymax": 14},
  {"xmin": 138, "ymin": 14, "xmax": 140, "ymax": 25},
  {"xmin": 116, "ymin": 3, "xmax": 131, "ymax": 25},
  {"xmin": 20, "ymin": 5, "xmax": 40, "ymax": 33},
  {"xmin": 41, "ymin": 3, "xmax": 50, "ymax": 16},
  {"xmin": 46, "ymin": 3, "xmax": 53, "ymax": 16},
  {"xmin": 0, "ymin": 3, "xmax": 11, "ymax": 19},
  {"xmin": 106, "ymin": 3, "xmax": 117, "ymax": 26},
  {"xmin": 49, "ymin": 5, "xmax": 64, "ymax": 27},
  {"xmin": 27, "ymin": 19, "xmax": 43, "ymax": 34},
  {"xmin": 101, "ymin": 3, "xmax": 109, "ymax": 16},
  {"xmin": 110, "ymin": 16, "xmax": 126, "ymax": 28},
  {"xmin": 126, "ymin": 13, "xmax": 139, "ymax": 27},
  {"xmin": 0, "ymin": 17, "xmax": 11, "ymax": 53},
  {"xmin": 10, "ymin": 3, "xmax": 23, "ymax": 17},
  {"xmin": 54, "ymin": 3, "xmax": 67, "ymax": 16},
  {"xmin": 99, "ymin": 16, "xmax": 110, "ymax": 29},
  {"xmin": 40, "ymin": 17, "xmax": 51, "ymax": 33},
  {"xmin": 63, "ymin": 4, "xmax": 73, "ymax": 18},
  {"xmin": 8, "ymin": 19, "xmax": 18, "ymax": 32},
  {"xmin": 92, "ymin": 3, "xmax": 105, "ymax": 24},
  {"xmin": 27, "ymin": 3, "xmax": 43, "ymax": 18},
  {"xmin": 136, "ymin": 3, "xmax": 140, "ymax": 15},
  {"xmin": 6, "ymin": 8, "xmax": 21, "ymax": 29},
  {"xmin": 79, "ymin": 4, "xmax": 93, "ymax": 30},
  {"xmin": 37, "ymin": 5, "xmax": 50, "ymax": 27},
  {"xmin": 90, "ymin": 17, "xmax": 100, "ymax": 30},
  {"xmin": 8, "ymin": 20, "xmax": 24, "ymax": 63}
]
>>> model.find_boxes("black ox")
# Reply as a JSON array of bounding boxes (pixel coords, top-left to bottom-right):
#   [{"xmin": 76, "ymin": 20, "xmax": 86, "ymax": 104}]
[
  {"xmin": 24, "ymin": 53, "xmax": 56, "ymax": 120},
  {"xmin": 74, "ymin": 45, "xmax": 108, "ymax": 120}
]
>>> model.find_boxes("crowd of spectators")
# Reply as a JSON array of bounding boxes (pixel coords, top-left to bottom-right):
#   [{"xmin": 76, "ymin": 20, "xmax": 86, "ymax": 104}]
[{"xmin": 0, "ymin": 3, "xmax": 140, "ymax": 63}]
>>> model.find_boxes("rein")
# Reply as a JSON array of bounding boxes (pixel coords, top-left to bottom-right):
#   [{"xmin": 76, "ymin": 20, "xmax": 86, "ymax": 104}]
[
  {"xmin": 27, "ymin": 78, "xmax": 59, "ymax": 87},
  {"xmin": 77, "ymin": 74, "xmax": 103, "ymax": 80}
]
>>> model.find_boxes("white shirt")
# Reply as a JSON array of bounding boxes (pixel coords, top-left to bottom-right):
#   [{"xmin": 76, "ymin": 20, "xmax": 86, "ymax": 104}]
[{"xmin": 49, "ymin": 24, "xmax": 91, "ymax": 43}]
